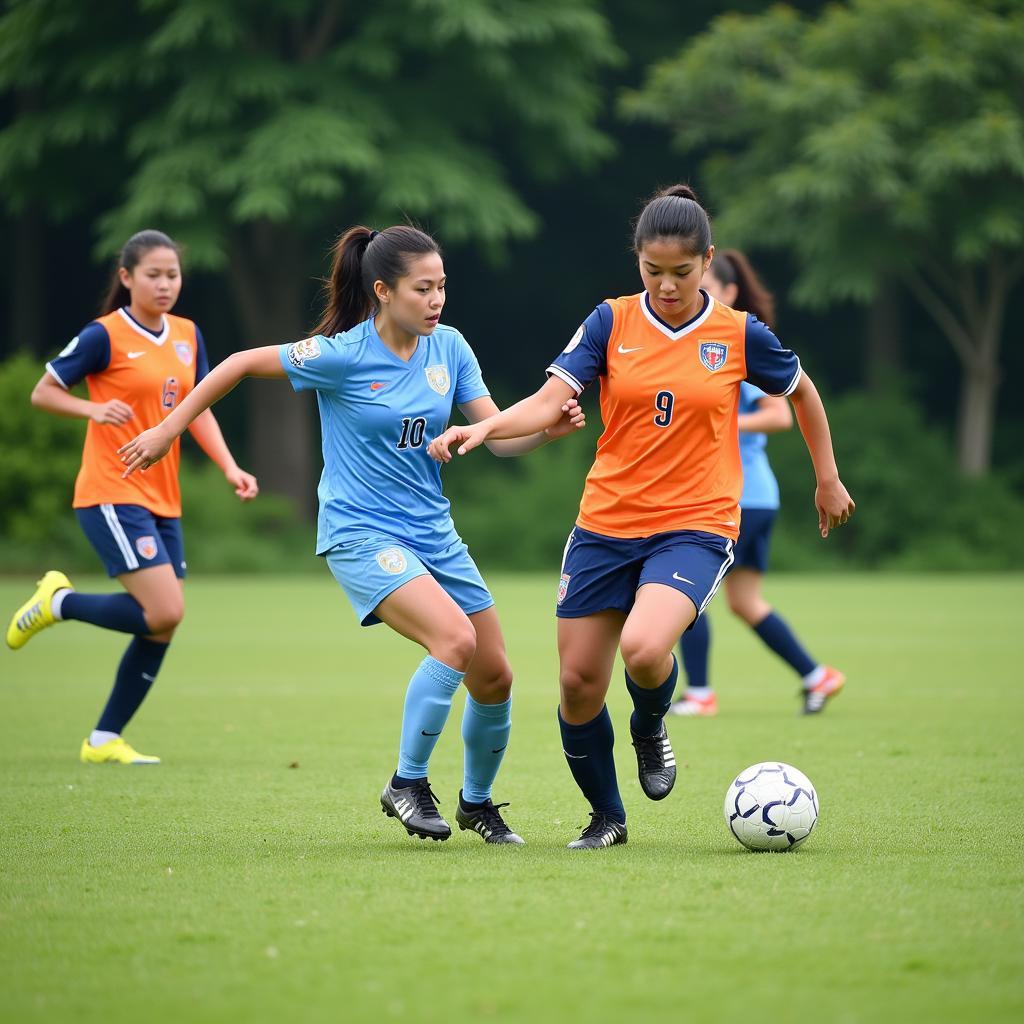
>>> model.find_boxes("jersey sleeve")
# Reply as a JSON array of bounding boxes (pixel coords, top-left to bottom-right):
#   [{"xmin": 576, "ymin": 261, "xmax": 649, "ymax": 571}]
[
  {"xmin": 453, "ymin": 331, "xmax": 490, "ymax": 404},
  {"xmin": 279, "ymin": 335, "xmax": 348, "ymax": 393},
  {"xmin": 546, "ymin": 303, "xmax": 613, "ymax": 395},
  {"xmin": 744, "ymin": 316, "xmax": 801, "ymax": 397},
  {"xmin": 194, "ymin": 327, "xmax": 210, "ymax": 385},
  {"xmin": 45, "ymin": 322, "xmax": 111, "ymax": 389}
]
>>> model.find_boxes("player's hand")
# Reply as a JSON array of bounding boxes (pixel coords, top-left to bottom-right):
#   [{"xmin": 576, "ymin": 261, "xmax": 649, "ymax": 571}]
[
  {"xmin": 118, "ymin": 425, "xmax": 174, "ymax": 477},
  {"xmin": 544, "ymin": 398, "xmax": 586, "ymax": 440},
  {"xmin": 428, "ymin": 424, "xmax": 489, "ymax": 462},
  {"xmin": 226, "ymin": 466, "xmax": 259, "ymax": 501},
  {"xmin": 90, "ymin": 399, "xmax": 134, "ymax": 425},
  {"xmin": 815, "ymin": 478, "xmax": 855, "ymax": 538}
]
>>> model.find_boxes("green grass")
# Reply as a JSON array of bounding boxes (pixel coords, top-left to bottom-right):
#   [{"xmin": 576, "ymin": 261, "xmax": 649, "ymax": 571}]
[{"xmin": 1, "ymin": 573, "xmax": 1022, "ymax": 1023}]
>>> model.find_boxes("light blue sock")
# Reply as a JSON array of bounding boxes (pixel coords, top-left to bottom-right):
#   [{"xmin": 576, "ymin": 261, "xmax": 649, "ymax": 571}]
[
  {"xmin": 396, "ymin": 656, "xmax": 464, "ymax": 780},
  {"xmin": 461, "ymin": 695, "xmax": 512, "ymax": 805}
]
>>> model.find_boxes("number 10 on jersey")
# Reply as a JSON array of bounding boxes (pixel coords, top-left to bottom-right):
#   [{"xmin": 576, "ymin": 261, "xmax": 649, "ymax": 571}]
[{"xmin": 397, "ymin": 416, "xmax": 427, "ymax": 450}]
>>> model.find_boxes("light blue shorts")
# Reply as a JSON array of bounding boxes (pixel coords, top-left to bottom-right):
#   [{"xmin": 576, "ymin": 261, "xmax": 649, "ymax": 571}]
[{"xmin": 325, "ymin": 533, "xmax": 494, "ymax": 627}]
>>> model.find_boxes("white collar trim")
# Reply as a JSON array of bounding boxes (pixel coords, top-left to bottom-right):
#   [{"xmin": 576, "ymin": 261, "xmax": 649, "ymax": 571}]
[
  {"xmin": 118, "ymin": 307, "xmax": 168, "ymax": 345},
  {"xmin": 641, "ymin": 290, "xmax": 715, "ymax": 340}
]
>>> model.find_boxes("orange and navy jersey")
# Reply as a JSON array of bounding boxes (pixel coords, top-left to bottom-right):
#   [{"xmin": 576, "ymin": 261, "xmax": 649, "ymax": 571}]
[
  {"xmin": 547, "ymin": 291, "xmax": 801, "ymax": 541},
  {"xmin": 46, "ymin": 308, "xmax": 209, "ymax": 518}
]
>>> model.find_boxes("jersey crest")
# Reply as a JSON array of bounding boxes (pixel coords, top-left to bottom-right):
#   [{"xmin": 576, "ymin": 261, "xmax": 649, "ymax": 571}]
[
  {"xmin": 425, "ymin": 364, "xmax": 450, "ymax": 396},
  {"xmin": 174, "ymin": 342, "xmax": 193, "ymax": 366},
  {"xmin": 699, "ymin": 342, "xmax": 729, "ymax": 372}
]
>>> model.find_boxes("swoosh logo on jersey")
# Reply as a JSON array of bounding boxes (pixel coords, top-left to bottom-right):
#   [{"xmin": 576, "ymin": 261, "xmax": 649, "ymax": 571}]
[
  {"xmin": 672, "ymin": 573, "xmax": 695, "ymax": 585},
  {"xmin": 617, "ymin": 344, "xmax": 643, "ymax": 354},
  {"xmin": 370, "ymin": 381, "xmax": 388, "ymax": 391},
  {"xmin": 127, "ymin": 351, "xmax": 146, "ymax": 359}
]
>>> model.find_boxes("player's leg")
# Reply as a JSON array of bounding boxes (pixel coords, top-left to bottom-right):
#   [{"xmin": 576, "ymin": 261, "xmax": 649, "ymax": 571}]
[
  {"xmin": 559, "ymin": 611, "xmax": 629, "ymax": 849},
  {"xmin": 374, "ymin": 575, "xmax": 476, "ymax": 840},
  {"xmin": 726, "ymin": 509, "xmax": 845, "ymax": 714},
  {"xmin": 625, "ymin": 531, "xmax": 735, "ymax": 798},
  {"xmin": 455, "ymin": 607, "xmax": 523, "ymax": 844},
  {"xmin": 671, "ymin": 613, "xmax": 718, "ymax": 716}
]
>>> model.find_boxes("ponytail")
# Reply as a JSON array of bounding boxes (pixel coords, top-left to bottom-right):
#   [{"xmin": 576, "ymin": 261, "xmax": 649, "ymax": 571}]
[
  {"xmin": 312, "ymin": 225, "xmax": 442, "ymax": 337},
  {"xmin": 100, "ymin": 229, "xmax": 180, "ymax": 315},
  {"xmin": 710, "ymin": 249, "xmax": 776, "ymax": 328},
  {"xmin": 633, "ymin": 184, "xmax": 712, "ymax": 257}
]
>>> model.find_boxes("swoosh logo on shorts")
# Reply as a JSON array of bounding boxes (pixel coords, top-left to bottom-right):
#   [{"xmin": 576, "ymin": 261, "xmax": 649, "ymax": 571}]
[{"xmin": 672, "ymin": 573, "xmax": 695, "ymax": 585}]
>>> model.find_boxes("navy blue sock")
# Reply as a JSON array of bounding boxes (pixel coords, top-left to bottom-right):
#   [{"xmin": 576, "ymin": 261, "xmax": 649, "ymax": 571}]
[
  {"xmin": 96, "ymin": 637, "xmax": 169, "ymax": 733},
  {"xmin": 753, "ymin": 611, "xmax": 817, "ymax": 677},
  {"xmin": 626, "ymin": 656, "xmax": 678, "ymax": 737},
  {"xmin": 61, "ymin": 592, "xmax": 149, "ymax": 635},
  {"xmin": 679, "ymin": 615, "xmax": 711, "ymax": 690},
  {"xmin": 392, "ymin": 774, "xmax": 420, "ymax": 789},
  {"xmin": 558, "ymin": 706, "xmax": 625, "ymax": 824}
]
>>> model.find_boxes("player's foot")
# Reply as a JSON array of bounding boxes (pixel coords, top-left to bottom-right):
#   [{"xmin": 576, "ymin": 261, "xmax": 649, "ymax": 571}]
[
  {"xmin": 801, "ymin": 666, "xmax": 846, "ymax": 715},
  {"xmin": 455, "ymin": 791, "xmax": 525, "ymax": 845},
  {"xmin": 80, "ymin": 736, "xmax": 160, "ymax": 765},
  {"xmin": 6, "ymin": 570, "xmax": 72, "ymax": 650},
  {"xmin": 630, "ymin": 720, "xmax": 676, "ymax": 800},
  {"xmin": 669, "ymin": 691, "xmax": 718, "ymax": 717},
  {"xmin": 567, "ymin": 812, "xmax": 628, "ymax": 850},
  {"xmin": 380, "ymin": 778, "xmax": 451, "ymax": 841}
]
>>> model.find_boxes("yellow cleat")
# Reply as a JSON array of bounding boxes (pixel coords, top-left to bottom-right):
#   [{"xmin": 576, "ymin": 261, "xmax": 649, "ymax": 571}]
[
  {"xmin": 5, "ymin": 570, "xmax": 72, "ymax": 650},
  {"xmin": 80, "ymin": 736, "xmax": 161, "ymax": 765}
]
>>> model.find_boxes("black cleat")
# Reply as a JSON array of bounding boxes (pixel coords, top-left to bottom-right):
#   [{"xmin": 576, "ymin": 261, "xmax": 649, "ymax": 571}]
[
  {"xmin": 380, "ymin": 778, "xmax": 451, "ymax": 841},
  {"xmin": 631, "ymin": 721, "xmax": 676, "ymax": 800},
  {"xmin": 567, "ymin": 812, "xmax": 628, "ymax": 849},
  {"xmin": 455, "ymin": 791, "xmax": 525, "ymax": 845}
]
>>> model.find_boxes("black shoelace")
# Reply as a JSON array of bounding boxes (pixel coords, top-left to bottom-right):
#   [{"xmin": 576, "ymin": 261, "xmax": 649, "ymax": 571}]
[
  {"xmin": 578, "ymin": 812, "xmax": 614, "ymax": 839},
  {"xmin": 631, "ymin": 730, "xmax": 667, "ymax": 772},
  {"xmin": 473, "ymin": 800, "xmax": 512, "ymax": 835},
  {"xmin": 409, "ymin": 779, "xmax": 443, "ymax": 819}
]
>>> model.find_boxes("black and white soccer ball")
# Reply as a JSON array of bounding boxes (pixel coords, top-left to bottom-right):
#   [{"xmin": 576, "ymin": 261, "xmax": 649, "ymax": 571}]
[{"xmin": 724, "ymin": 761, "xmax": 819, "ymax": 852}]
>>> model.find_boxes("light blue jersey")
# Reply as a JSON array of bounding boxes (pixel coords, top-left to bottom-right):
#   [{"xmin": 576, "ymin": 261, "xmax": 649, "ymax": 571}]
[
  {"xmin": 279, "ymin": 316, "xmax": 489, "ymax": 554},
  {"xmin": 739, "ymin": 381, "xmax": 780, "ymax": 510}
]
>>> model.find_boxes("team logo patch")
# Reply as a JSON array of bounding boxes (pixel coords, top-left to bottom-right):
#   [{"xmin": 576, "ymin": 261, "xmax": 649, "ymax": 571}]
[
  {"xmin": 376, "ymin": 547, "xmax": 408, "ymax": 575},
  {"xmin": 563, "ymin": 324, "xmax": 585, "ymax": 354},
  {"xmin": 287, "ymin": 338, "xmax": 322, "ymax": 368},
  {"xmin": 557, "ymin": 573, "xmax": 571, "ymax": 605},
  {"xmin": 174, "ymin": 342, "xmax": 193, "ymax": 367},
  {"xmin": 699, "ymin": 341, "xmax": 729, "ymax": 372},
  {"xmin": 135, "ymin": 536, "xmax": 158, "ymax": 560},
  {"xmin": 425, "ymin": 364, "xmax": 450, "ymax": 396}
]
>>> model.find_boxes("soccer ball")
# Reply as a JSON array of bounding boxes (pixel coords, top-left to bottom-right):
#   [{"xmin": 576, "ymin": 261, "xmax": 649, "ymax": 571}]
[{"xmin": 724, "ymin": 761, "xmax": 819, "ymax": 852}]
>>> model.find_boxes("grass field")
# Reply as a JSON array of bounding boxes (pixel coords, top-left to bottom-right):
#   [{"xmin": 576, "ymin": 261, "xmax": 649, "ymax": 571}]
[{"xmin": 1, "ymin": 573, "xmax": 1022, "ymax": 1023}]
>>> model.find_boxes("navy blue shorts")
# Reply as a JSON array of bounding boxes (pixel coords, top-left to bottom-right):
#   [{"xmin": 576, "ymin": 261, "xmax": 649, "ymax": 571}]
[
  {"xmin": 75, "ymin": 504, "xmax": 186, "ymax": 579},
  {"xmin": 556, "ymin": 525, "xmax": 735, "ymax": 621},
  {"xmin": 733, "ymin": 508, "xmax": 777, "ymax": 574}
]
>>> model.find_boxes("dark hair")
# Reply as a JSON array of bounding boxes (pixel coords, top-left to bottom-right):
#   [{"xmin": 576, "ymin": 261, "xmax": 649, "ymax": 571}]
[
  {"xmin": 633, "ymin": 184, "xmax": 712, "ymax": 256},
  {"xmin": 100, "ymin": 229, "xmax": 180, "ymax": 314},
  {"xmin": 708, "ymin": 249, "xmax": 776, "ymax": 328},
  {"xmin": 312, "ymin": 225, "xmax": 442, "ymax": 337}
]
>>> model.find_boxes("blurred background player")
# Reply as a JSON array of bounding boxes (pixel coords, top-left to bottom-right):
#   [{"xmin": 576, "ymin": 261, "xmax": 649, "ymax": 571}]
[
  {"xmin": 5, "ymin": 229, "xmax": 258, "ymax": 764},
  {"xmin": 429, "ymin": 186, "xmax": 855, "ymax": 849},
  {"xmin": 119, "ymin": 224, "xmax": 586, "ymax": 844},
  {"xmin": 671, "ymin": 250, "xmax": 846, "ymax": 718}
]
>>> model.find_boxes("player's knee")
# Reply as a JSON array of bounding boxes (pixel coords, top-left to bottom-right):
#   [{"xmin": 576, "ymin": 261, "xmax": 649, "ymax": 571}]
[
  {"xmin": 433, "ymin": 623, "xmax": 477, "ymax": 672},
  {"xmin": 476, "ymin": 658, "xmax": 513, "ymax": 703},
  {"xmin": 559, "ymin": 665, "xmax": 599, "ymax": 705},
  {"xmin": 729, "ymin": 594, "xmax": 765, "ymax": 625},
  {"xmin": 619, "ymin": 634, "xmax": 669, "ymax": 680},
  {"xmin": 144, "ymin": 598, "xmax": 185, "ymax": 635}
]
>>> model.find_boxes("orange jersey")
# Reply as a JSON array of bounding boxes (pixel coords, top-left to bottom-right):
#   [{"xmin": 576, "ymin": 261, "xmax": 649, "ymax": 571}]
[
  {"xmin": 547, "ymin": 291, "xmax": 801, "ymax": 540},
  {"xmin": 46, "ymin": 308, "xmax": 208, "ymax": 518}
]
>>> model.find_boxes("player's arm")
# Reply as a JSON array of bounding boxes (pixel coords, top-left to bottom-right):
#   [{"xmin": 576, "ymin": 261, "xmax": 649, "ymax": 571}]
[
  {"xmin": 738, "ymin": 395, "xmax": 792, "ymax": 434},
  {"xmin": 429, "ymin": 377, "xmax": 578, "ymax": 462},
  {"xmin": 30, "ymin": 371, "xmax": 134, "ymax": 425},
  {"xmin": 119, "ymin": 346, "xmax": 285, "ymax": 476},
  {"xmin": 458, "ymin": 394, "xmax": 586, "ymax": 458},
  {"xmin": 788, "ymin": 372, "xmax": 855, "ymax": 538}
]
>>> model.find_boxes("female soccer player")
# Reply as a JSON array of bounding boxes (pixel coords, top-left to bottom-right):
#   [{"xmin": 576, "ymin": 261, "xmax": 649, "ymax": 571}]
[
  {"xmin": 119, "ymin": 225, "xmax": 585, "ymax": 845},
  {"xmin": 428, "ymin": 185, "xmax": 855, "ymax": 849},
  {"xmin": 6, "ymin": 229, "xmax": 258, "ymax": 765},
  {"xmin": 671, "ymin": 251, "xmax": 845, "ymax": 718}
]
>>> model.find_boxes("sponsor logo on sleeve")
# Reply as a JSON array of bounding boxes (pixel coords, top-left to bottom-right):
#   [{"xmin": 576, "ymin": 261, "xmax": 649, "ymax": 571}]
[
  {"xmin": 563, "ymin": 324, "xmax": 585, "ymax": 354},
  {"xmin": 174, "ymin": 342, "xmax": 193, "ymax": 366},
  {"xmin": 287, "ymin": 337, "xmax": 322, "ymax": 368},
  {"xmin": 376, "ymin": 548, "xmax": 408, "ymax": 575},
  {"xmin": 425, "ymin": 364, "xmax": 450, "ymax": 395},
  {"xmin": 699, "ymin": 341, "xmax": 728, "ymax": 372},
  {"xmin": 58, "ymin": 337, "xmax": 79, "ymax": 358},
  {"xmin": 136, "ymin": 536, "xmax": 158, "ymax": 560}
]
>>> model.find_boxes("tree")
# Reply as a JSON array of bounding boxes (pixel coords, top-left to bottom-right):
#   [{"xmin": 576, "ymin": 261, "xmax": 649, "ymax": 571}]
[
  {"xmin": 623, "ymin": 0, "xmax": 1024, "ymax": 475},
  {"xmin": 0, "ymin": 0, "xmax": 619, "ymax": 503}
]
